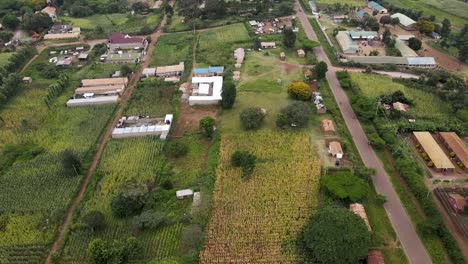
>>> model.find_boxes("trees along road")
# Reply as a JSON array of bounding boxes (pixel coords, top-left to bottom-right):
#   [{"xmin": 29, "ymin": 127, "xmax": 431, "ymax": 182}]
[{"xmin": 294, "ymin": 2, "xmax": 433, "ymax": 264}]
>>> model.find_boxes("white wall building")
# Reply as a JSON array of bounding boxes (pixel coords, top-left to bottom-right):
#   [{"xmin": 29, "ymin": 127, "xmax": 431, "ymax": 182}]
[{"xmin": 189, "ymin": 76, "xmax": 223, "ymax": 105}]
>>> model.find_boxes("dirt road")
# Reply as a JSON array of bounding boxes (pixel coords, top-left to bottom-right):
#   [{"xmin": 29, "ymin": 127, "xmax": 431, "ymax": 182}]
[
  {"xmin": 44, "ymin": 4, "xmax": 173, "ymax": 263},
  {"xmin": 295, "ymin": 2, "xmax": 432, "ymax": 263}
]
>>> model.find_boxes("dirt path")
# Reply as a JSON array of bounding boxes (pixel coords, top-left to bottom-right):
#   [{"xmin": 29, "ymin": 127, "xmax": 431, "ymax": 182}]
[
  {"xmin": 20, "ymin": 38, "xmax": 107, "ymax": 74},
  {"xmin": 44, "ymin": 5, "xmax": 173, "ymax": 263},
  {"xmin": 295, "ymin": 2, "xmax": 432, "ymax": 263}
]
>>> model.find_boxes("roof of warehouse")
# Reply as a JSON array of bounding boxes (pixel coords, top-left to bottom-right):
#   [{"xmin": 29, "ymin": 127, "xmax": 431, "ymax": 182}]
[
  {"xmin": 395, "ymin": 39, "xmax": 418, "ymax": 57},
  {"xmin": 368, "ymin": 1, "xmax": 386, "ymax": 11},
  {"xmin": 439, "ymin": 132, "xmax": 468, "ymax": 167},
  {"xmin": 413, "ymin": 132, "xmax": 454, "ymax": 169},
  {"xmin": 407, "ymin": 57, "xmax": 436, "ymax": 65},
  {"xmin": 391, "ymin": 13, "xmax": 416, "ymax": 27}
]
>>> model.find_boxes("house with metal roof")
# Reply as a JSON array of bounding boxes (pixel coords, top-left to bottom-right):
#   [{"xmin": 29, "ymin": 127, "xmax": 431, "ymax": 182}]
[
  {"xmin": 346, "ymin": 56, "xmax": 408, "ymax": 66},
  {"xmin": 438, "ymin": 132, "xmax": 468, "ymax": 170},
  {"xmin": 406, "ymin": 57, "xmax": 436, "ymax": 68},
  {"xmin": 309, "ymin": 0, "xmax": 319, "ymax": 14},
  {"xmin": 395, "ymin": 39, "xmax": 418, "ymax": 57},
  {"xmin": 391, "ymin": 13, "xmax": 416, "ymax": 30},
  {"xmin": 336, "ymin": 31, "xmax": 359, "ymax": 54},
  {"xmin": 193, "ymin": 66, "xmax": 224, "ymax": 77},
  {"xmin": 356, "ymin": 10, "xmax": 367, "ymax": 20},
  {"xmin": 349, "ymin": 31, "xmax": 378, "ymax": 40},
  {"xmin": 66, "ymin": 95, "xmax": 120, "ymax": 107},
  {"xmin": 368, "ymin": 1, "xmax": 387, "ymax": 14},
  {"xmin": 397, "ymin": 34, "xmax": 416, "ymax": 41},
  {"xmin": 112, "ymin": 115, "xmax": 173, "ymax": 140}
]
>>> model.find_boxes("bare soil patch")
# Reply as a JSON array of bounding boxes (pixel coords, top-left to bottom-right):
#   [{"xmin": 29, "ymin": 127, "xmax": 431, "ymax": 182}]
[{"xmin": 173, "ymin": 102, "xmax": 218, "ymax": 137}]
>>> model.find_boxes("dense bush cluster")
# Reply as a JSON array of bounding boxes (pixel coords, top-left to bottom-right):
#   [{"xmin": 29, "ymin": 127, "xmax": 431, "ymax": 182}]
[
  {"xmin": 239, "ymin": 107, "xmax": 265, "ymax": 130},
  {"xmin": 287, "ymin": 81, "xmax": 311, "ymax": 101}
]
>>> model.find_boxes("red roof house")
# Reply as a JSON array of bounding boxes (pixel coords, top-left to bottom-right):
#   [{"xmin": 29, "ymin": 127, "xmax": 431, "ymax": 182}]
[{"xmin": 108, "ymin": 33, "xmax": 146, "ymax": 50}]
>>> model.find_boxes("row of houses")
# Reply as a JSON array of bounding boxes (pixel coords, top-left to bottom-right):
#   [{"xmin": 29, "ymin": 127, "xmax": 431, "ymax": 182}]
[
  {"xmin": 44, "ymin": 25, "xmax": 81, "ymax": 40},
  {"xmin": 345, "ymin": 56, "xmax": 436, "ymax": 68},
  {"xmin": 66, "ymin": 77, "xmax": 128, "ymax": 107},
  {"xmin": 142, "ymin": 62, "xmax": 185, "ymax": 82}
]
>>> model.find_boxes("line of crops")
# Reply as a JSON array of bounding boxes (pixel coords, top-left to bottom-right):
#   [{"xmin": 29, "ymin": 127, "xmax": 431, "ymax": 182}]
[
  {"xmin": 0, "ymin": 244, "xmax": 46, "ymax": 264},
  {"xmin": 200, "ymin": 131, "xmax": 321, "ymax": 263}
]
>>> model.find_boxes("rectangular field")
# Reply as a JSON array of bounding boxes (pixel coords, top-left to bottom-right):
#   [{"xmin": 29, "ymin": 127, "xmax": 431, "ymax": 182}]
[
  {"xmin": 200, "ymin": 131, "xmax": 321, "ymax": 262},
  {"xmin": 150, "ymin": 32, "xmax": 195, "ymax": 66},
  {"xmin": 349, "ymin": 73, "xmax": 452, "ymax": 120}
]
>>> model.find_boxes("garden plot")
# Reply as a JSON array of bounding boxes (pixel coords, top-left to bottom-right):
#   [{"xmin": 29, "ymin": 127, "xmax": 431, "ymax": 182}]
[
  {"xmin": 197, "ymin": 23, "xmax": 251, "ymax": 66},
  {"xmin": 201, "ymin": 131, "xmax": 321, "ymax": 263},
  {"xmin": 316, "ymin": 0, "xmax": 366, "ymax": 7},
  {"xmin": 349, "ymin": 73, "xmax": 452, "ymax": 121}
]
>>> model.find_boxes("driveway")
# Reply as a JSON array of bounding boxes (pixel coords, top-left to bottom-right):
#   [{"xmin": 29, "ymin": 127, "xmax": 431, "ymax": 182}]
[{"xmin": 295, "ymin": 2, "xmax": 432, "ymax": 264}]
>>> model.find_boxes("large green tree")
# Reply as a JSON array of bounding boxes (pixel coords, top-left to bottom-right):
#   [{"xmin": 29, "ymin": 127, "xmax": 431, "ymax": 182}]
[
  {"xmin": 441, "ymin": 19, "xmax": 451, "ymax": 38},
  {"xmin": 283, "ymin": 28, "xmax": 296, "ymax": 48},
  {"xmin": 314, "ymin": 61, "xmax": 328, "ymax": 79},
  {"xmin": 221, "ymin": 81, "xmax": 236, "ymax": 109},
  {"xmin": 302, "ymin": 206, "xmax": 371, "ymax": 264},
  {"xmin": 408, "ymin": 37, "xmax": 422, "ymax": 51},
  {"xmin": 321, "ymin": 172, "xmax": 370, "ymax": 202},
  {"xmin": 2, "ymin": 14, "xmax": 20, "ymax": 30}
]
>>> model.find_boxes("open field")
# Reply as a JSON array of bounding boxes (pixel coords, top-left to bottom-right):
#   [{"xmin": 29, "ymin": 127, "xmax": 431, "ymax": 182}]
[
  {"xmin": 349, "ymin": 73, "xmax": 453, "ymax": 121},
  {"xmin": 197, "ymin": 23, "xmax": 251, "ymax": 66},
  {"xmin": 151, "ymin": 32, "xmax": 195, "ymax": 66},
  {"xmin": 384, "ymin": 0, "xmax": 468, "ymax": 31},
  {"xmin": 0, "ymin": 52, "xmax": 15, "ymax": 67},
  {"xmin": 316, "ymin": 0, "xmax": 366, "ymax": 7},
  {"xmin": 201, "ymin": 131, "xmax": 321, "ymax": 262},
  {"xmin": 62, "ymin": 13, "xmax": 161, "ymax": 38}
]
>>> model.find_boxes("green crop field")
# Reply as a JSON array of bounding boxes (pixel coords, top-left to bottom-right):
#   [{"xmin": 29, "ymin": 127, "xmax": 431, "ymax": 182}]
[
  {"xmin": 349, "ymin": 73, "xmax": 453, "ymax": 120},
  {"xmin": 384, "ymin": 0, "xmax": 467, "ymax": 31},
  {"xmin": 151, "ymin": 32, "xmax": 195, "ymax": 66},
  {"xmin": 0, "ymin": 46, "xmax": 118, "ymax": 262},
  {"xmin": 197, "ymin": 23, "xmax": 251, "ymax": 66},
  {"xmin": 316, "ymin": 0, "xmax": 366, "ymax": 7},
  {"xmin": 62, "ymin": 13, "xmax": 161, "ymax": 37},
  {"xmin": 0, "ymin": 52, "xmax": 15, "ymax": 67}
]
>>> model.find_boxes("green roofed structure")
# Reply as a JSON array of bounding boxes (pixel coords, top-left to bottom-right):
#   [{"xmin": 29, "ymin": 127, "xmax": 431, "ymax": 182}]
[{"xmin": 391, "ymin": 13, "xmax": 416, "ymax": 30}]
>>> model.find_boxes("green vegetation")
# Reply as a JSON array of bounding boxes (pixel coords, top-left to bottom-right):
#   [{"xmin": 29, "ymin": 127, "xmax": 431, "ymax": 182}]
[
  {"xmin": 197, "ymin": 23, "xmax": 250, "ymax": 66},
  {"xmin": 239, "ymin": 107, "xmax": 265, "ymax": 130},
  {"xmin": 0, "ymin": 52, "xmax": 15, "ymax": 67},
  {"xmin": 62, "ymin": 13, "xmax": 161, "ymax": 39},
  {"xmin": 287, "ymin": 81, "xmax": 311, "ymax": 101},
  {"xmin": 309, "ymin": 18, "xmax": 338, "ymax": 65},
  {"xmin": 302, "ymin": 206, "xmax": 371, "ymax": 263},
  {"xmin": 316, "ymin": 0, "xmax": 366, "ymax": 7},
  {"xmin": 321, "ymin": 172, "xmax": 370, "ymax": 202}
]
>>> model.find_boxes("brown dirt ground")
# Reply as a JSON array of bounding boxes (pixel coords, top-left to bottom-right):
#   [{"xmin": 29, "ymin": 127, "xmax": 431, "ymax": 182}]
[
  {"xmin": 173, "ymin": 102, "xmax": 218, "ymax": 137},
  {"xmin": 282, "ymin": 62, "xmax": 300, "ymax": 74}
]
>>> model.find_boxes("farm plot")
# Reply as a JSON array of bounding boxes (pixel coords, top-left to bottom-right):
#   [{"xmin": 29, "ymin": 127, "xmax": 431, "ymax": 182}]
[
  {"xmin": 0, "ymin": 47, "xmax": 117, "ymax": 262},
  {"xmin": 200, "ymin": 131, "xmax": 321, "ymax": 262},
  {"xmin": 150, "ymin": 32, "xmax": 195, "ymax": 66},
  {"xmin": 124, "ymin": 80, "xmax": 178, "ymax": 117},
  {"xmin": 62, "ymin": 13, "xmax": 161, "ymax": 38},
  {"xmin": 197, "ymin": 23, "xmax": 251, "ymax": 66},
  {"xmin": 384, "ymin": 0, "xmax": 467, "ymax": 31},
  {"xmin": 349, "ymin": 73, "xmax": 452, "ymax": 121},
  {"xmin": 316, "ymin": 0, "xmax": 366, "ymax": 7}
]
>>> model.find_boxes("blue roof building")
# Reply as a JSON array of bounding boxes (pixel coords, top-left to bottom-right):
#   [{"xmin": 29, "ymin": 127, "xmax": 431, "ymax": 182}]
[
  {"xmin": 194, "ymin": 66, "xmax": 224, "ymax": 76},
  {"xmin": 368, "ymin": 1, "xmax": 387, "ymax": 13},
  {"xmin": 356, "ymin": 10, "xmax": 366, "ymax": 19}
]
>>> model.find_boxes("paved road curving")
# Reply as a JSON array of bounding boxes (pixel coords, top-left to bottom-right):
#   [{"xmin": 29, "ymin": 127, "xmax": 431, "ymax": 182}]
[{"xmin": 295, "ymin": 2, "xmax": 432, "ymax": 264}]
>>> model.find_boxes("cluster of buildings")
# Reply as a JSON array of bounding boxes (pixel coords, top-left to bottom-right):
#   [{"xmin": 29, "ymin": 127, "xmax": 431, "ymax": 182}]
[
  {"xmin": 336, "ymin": 30, "xmax": 436, "ymax": 68},
  {"xmin": 66, "ymin": 77, "xmax": 128, "ymax": 107},
  {"xmin": 412, "ymin": 131, "xmax": 468, "ymax": 172},
  {"xmin": 112, "ymin": 114, "xmax": 174, "ymax": 140},
  {"xmin": 100, "ymin": 33, "xmax": 148, "ymax": 64},
  {"xmin": 248, "ymin": 18, "xmax": 297, "ymax": 34},
  {"xmin": 48, "ymin": 46, "xmax": 88, "ymax": 67}
]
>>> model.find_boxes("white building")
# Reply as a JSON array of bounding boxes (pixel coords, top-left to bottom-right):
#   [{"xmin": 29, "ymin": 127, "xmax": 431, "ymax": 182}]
[
  {"xmin": 112, "ymin": 114, "xmax": 173, "ymax": 140},
  {"xmin": 189, "ymin": 76, "xmax": 223, "ymax": 106},
  {"xmin": 66, "ymin": 95, "xmax": 119, "ymax": 107}
]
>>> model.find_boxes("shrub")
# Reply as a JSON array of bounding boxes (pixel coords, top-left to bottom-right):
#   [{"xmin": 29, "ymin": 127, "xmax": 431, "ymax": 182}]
[
  {"xmin": 302, "ymin": 206, "xmax": 370, "ymax": 263},
  {"xmin": 160, "ymin": 179, "xmax": 173, "ymax": 190},
  {"xmin": 166, "ymin": 141, "xmax": 188, "ymax": 158},
  {"xmin": 132, "ymin": 211, "xmax": 168, "ymax": 231},
  {"xmin": 180, "ymin": 225, "xmax": 203, "ymax": 254},
  {"xmin": 199, "ymin": 116, "xmax": 215, "ymax": 138},
  {"xmin": 276, "ymin": 101, "xmax": 311, "ymax": 128},
  {"xmin": 287, "ymin": 81, "xmax": 311, "ymax": 100},
  {"xmin": 314, "ymin": 61, "xmax": 328, "ymax": 79},
  {"xmin": 239, "ymin": 107, "xmax": 265, "ymax": 130},
  {"xmin": 221, "ymin": 81, "xmax": 236, "ymax": 109},
  {"xmin": 321, "ymin": 172, "xmax": 370, "ymax": 202},
  {"xmin": 88, "ymin": 237, "xmax": 142, "ymax": 264},
  {"xmin": 427, "ymin": 161, "xmax": 434, "ymax": 167},
  {"xmin": 111, "ymin": 183, "xmax": 147, "ymax": 218},
  {"xmin": 82, "ymin": 210, "xmax": 106, "ymax": 232},
  {"xmin": 376, "ymin": 194, "xmax": 387, "ymax": 205},
  {"xmin": 59, "ymin": 149, "xmax": 81, "ymax": 176},
  {"xmin": 449, "ymin": 152, "xmax": 456, "ymax": 158},
  {"xmin": 231, "ymin": 150, "xmax": 257, "ymax": 178},
  {"xmin": 408, "ymin": 37, "xmax": 422, "ymax": 51}
]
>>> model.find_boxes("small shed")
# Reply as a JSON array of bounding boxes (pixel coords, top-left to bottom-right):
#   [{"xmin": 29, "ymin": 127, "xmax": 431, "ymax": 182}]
[
  {"xmin": 297, "ymin": 49, "xmax": 305, "ymax": 58},
  {"xmin": 328, "ymin": 141, "xmax": 343, "ymax": 159},
  {"xmin": 176, "ymin": 189, "xmax": 194, "ymax": 199},
  {"xmin": 22, "ymin": 77, "xmax": 32, "ymax": 84},
  {"xmin": 304, "ymin": 69, "xmax": 313, "ymax": 79},
  {"xmin": 78, "ymin": 53, "xmax": 89, "ymax": 61},
  {"xmin": 368, "ymin": 250, "xmax": 385, "ymax": 264},
  {"xmin": 280, "ymin": 52, "xmax": 286, "ymax": 60},
  {"xmin": 321, "ymin": 119, "xmax": 335, "ymax": 136},
  {"xmin": 448, "ymin": 193, "xmax": 466, "ymax": 214},
  {"xmin": 431, "ymin": 32, "xmax": 441, "ymax": 40},
  {"xmin": 233, "ymin": 71, "xmax": 241, "ymax": 81},
  {"xmin": 392, "ymin": 101, "xmax": 409, "ymax": 112},
  {"xmin": 260, "ymin": 42, "xmax": 276, "ymax": 49}
]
